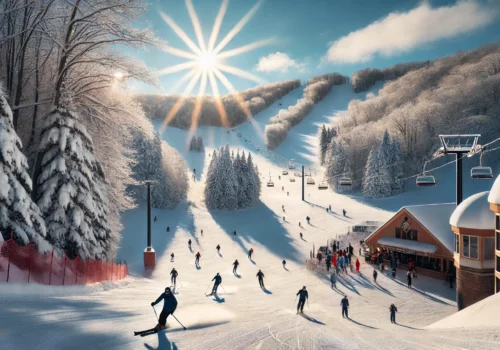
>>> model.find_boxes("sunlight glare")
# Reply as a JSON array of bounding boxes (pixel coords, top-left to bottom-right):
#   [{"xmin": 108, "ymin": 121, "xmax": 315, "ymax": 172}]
[{"xmin": 198, "ymin": 51, "xmax": 218, "ymax": 71}]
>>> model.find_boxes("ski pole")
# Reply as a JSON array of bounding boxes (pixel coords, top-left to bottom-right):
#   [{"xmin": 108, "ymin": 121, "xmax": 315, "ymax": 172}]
[
  {"xmin": 204, "ymin": 282, "xmax": 212, "ymax": 295},
  {"xmin": 152, "ymin": 305, "xmax": 159, "ymax": 322},
  {"xmin": 172, "ymin": 314, "xmax": 187, "ymax": 330},
  {"xmin": 220, "ymin": 285, "xmax": 227, "ymax": 294},
  {"xmin": 307, "ymin": 299, "xmax": 310, "ymax": 308}
]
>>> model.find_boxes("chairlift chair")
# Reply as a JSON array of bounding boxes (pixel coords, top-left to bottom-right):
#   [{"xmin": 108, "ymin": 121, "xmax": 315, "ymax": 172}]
[
  {"xmin": 288, "ymin": 159, "xmax": 296, "ymax": 170},
  {"xmin": 307, "ymin": 177, "xmax": 315, "ymax": 185},
  {"xmin": 416, "ymin": 175, "xmax": 436, "ymax": 186},
  {"xmin": 339, "ymin": 176, "xmax": 352, "ymax": 186},
  {"xmin": 267, "ymin": 180, "xmax": 274, "ymax": 187},
  {"xmin": 318, "ymin": 181, "xmax": 328, "ymax": 190},
  {"xmin": 282, "ymin": 170, "xmax": 288, "ymax": 175},
  {"xmin": 471, "ymin": 151, "xmax": 493, "ymax": 179}
]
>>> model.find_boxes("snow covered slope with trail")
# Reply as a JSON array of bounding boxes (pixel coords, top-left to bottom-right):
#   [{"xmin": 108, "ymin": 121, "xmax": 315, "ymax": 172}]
[{"xmin": 1, "ymin": 82, "xmax": 499, "ymax": 349}]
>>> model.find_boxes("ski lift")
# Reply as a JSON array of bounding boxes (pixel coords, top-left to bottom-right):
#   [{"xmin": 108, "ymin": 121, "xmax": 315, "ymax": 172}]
[
  {"xmin": 307, "ymin": 177, "xmax": 315, "ymax": 185},
  {"xmin": 318, "ymin": 181, "xmax": 328, "ymax": 190},
  {"xmin": 416, "ymin": 160, "xmax": 436, "ymax": 187},
  {"xmin": 282, "ymin": 170, "xmax": 288, "ymax": 175},
  {"xmin": 294, "ymin": 172, "xmax": 302, "ymax": 177},
  {"xmin": 267, "ymin": 171, "xmax": 274, "ymax": 187},
  {"xmin": 288, "ymin": 159, "xmax": 296, "ymax": 169},
  {"xmin": 339, "ymin": 176, "xmax": 352, "ymax": 187},
  {"xmin": 471, "ymin": 151, "xmax": 493, "ymax": 179}
]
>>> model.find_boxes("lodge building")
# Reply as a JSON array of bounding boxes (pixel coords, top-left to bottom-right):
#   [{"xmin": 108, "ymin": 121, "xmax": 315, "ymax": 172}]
[
  {"xmin": 489, "ymin": 175, "xmax": 500, "ymax": 294},
  {"xmin": 365, "ymin": 204, "xmax": 456, "ymax": 279}
]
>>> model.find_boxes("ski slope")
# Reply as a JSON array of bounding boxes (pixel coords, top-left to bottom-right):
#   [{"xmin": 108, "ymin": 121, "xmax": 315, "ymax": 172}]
[{"xmin": 1, "ymin": 83, "xmax": 499, "ymax": 350}]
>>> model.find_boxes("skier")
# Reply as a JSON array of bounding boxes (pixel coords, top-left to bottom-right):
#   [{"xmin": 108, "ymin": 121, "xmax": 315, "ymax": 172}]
[
  {"xmin": 299, "ymin": 222, "xmax": 302, "ymax": 228},
  {"xmin": 166, "ymin": 227, "xmax": 170, "ymax": 233},
  {"xmin": 342, "ymin": 209, "xmax": 346, "ymax": 217},
  {"xmin": 407, "ymin": 270, "xmax": 412, "ymax": 288},
  {"xmin": 283, "ymin": 216, "xmax": 285, "ymax": 222},
  {"xmin": 248, "ymin": 248, "xmax": 254, "ymax": 259},
  {"xmin": 306, "ymin": 216, "xmax": 310, "ymax": 225},
  {"xmin": 216, "ymin": 244, "xmax": 221, "ymax": 253},
  {"xmin": 329, "ymin": 205, "xmax": 331, "ymax": 211},
  {"xmin": 287, "ymin": 192, "xmax": 289, "ymax": 196},
  {"xmin": 325, "ymin": 258, "xmax": 331, "ymax": 271},
  {"xmin": 170, "ymin": 253, "xmax": 174, "ymax": 262},
  {"xmin": 373, "ymin": 269, "xmax": 378, "ymax": 282},
  {"xmin": 195, "ymin": 252, "xmax": 201, "ymax": 266},
  {"xmin": 188, "ymin": 239, "xmax": 192, "ymax": 249},
  {"xmin": 233, "ymin": 259, "xmax": 239, "ymax": 274},
  {"xmin": 282, "ymin": 259, "xmax": 286, "ymax": 269},
  {"xmin": 170, "ymin": 268, "xmax": 178, "ymax": 286},
  {"xmin": 330, "ymin": 271, "xmax": 336, "ymax": 288},
  {"xmin": 282, "ymin": 186, "xmax": 284, "ymax": 191},
  {"xmin": 154, "ymin": 216, "xmax": 157, "ymax": 222},
  {"xmin": 340, "ymin": 295, "xmax": 349, "ymax": 318},
  {"xmin": 201, "ymin": 229, "xmax": 203, "ymax": 237},
  {"xmin": 390, "ymin": 303, "xmax": 398, "ymax": 323},
  {"xmin": 282, "ymin": 205, "xmax": 285, "ymax": 212},
  {"xmin": 317, "ymin": 252, "xmax": 322, "ymax": 263},
  {"xmin": 296, "ymin": 286, "xmax": 308, "ymax": 314},
  {"xmin": 150, "ymin": 287, "xmax": 177, "ymax": 333},
  {"xmin": 256, "ymin": 270, "xmax": 265, "ymax": 288},
  {"xmin": 355, "ymin": 258, "xmax": 360, "ymax": 273},
  {"xmin": 210, "ymin": 273, "xmax": 222, "ymax": 295},
  {"xmin": 348, "ymin": 243, "xmax": 353, "ymax": 256},
  {"xmin": 300, "ymin": 232, "xmax": 303, "ymax": 240},
  {"xmin": 233, "ymin": 230, "xmax": 237, "ymax": 237}
]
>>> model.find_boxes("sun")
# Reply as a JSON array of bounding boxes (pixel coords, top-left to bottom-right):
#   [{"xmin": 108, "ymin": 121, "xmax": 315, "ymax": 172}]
[
  {"xmin": 156, "ymin": 0, "xmax": 275, "ymax": 136},
  {"xmin": 198, "ymin": 51, "xmax": 218, "ymax": 71}
]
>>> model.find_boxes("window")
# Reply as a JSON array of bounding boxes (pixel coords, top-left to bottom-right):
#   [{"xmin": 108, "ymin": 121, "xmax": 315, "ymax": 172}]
[
  {"xmin": 497, "ymin": 277, "xmax": 500, "ymax": 293},
  {"xmin": 497, "ymin": 231, "xmax": 500, "ymax": 251},
  {"xmin": 411, "ymin": 230, "xmax": 418, "ymax": 241},
  {"xmin": 496, "ymin": 215, "xmax": 500, "ymax": 230},
  {"xmin": 395, "ymin": 228, "xmax": 401, "ymax": 239},
  {"xmin": 395, "ymin": 228, "xmax": 418, "ymax": 241},
  {"xmin": 497, "ymin": 256, "xmax": 500, "ymax": 273},
  {"xmin": 463, "ymin": 235, "xmax": 478, "ymax": 259},
  {"xmin": 484, "ymin": 238, "xmax": 494, "ymax": 260},
  {"xmin": 454, "ymin": 234, "xmax": 460, "ymax": 253}
]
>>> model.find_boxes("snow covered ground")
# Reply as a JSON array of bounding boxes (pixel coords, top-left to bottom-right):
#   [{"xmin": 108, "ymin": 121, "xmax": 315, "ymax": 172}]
[{"xmin": 1, "ymin": 83, "xmax": 499, "ymax": 349}]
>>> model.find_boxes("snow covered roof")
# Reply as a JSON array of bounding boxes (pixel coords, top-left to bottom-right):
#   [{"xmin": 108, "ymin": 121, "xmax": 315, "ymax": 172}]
[
  {"xmin": 488, "ymin": 175, "xmax": 500, "ymax": 205},
  {"xmin": 405, "ymin": 203, "xmax": 456, "ymax": 253},
  {"xmin": 450, "ymin": 191, "xmax": 494, "ymax": 230},
  {"xmin": 377, "ymin": 237, "xmax": 437, "ymax": 254}
]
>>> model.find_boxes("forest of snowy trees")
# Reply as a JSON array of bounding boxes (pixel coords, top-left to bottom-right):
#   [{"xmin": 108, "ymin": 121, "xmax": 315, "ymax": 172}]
[
  {"xmin": 265, "ymin": 73, "xmax": 347, "ymax": 150},
  {"xmin": 204, "ymin": 146, "xmax": 261, "ymax": 210},
  {"xmin": 189, "ymin": 135, "xmax": 205, "ymax": 152},
  {"xmin": 129, "ymin": 131, "xmax": 188, "ymax": 209},
  {"xmin": 0, "ymin": 0, "xmax": 188, "ymax": 259},
  {"xmin": 137, "ymin": 80, "xmax": 301, "ymax": 129},
  {"xmin": 326, "ymin": 44, "xmax": 500, "ymax": 191}
]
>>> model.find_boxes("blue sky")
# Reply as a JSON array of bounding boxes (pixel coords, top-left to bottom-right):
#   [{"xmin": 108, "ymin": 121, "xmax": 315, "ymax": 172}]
[{"xmin": 129, "ymin": 0, "xmax": 500, "ymax": 95}]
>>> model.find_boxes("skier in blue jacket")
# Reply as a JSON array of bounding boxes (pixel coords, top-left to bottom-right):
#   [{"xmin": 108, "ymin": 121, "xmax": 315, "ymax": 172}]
[
  {"xmin": 151, "ymin": 287, "xmax": 178, "ymax": 331},
  {"xmin": 296, "ymin": 286, "xmax": 308, "ymax": 313},
  {"xmin": 210, "ymin": 273, "xmax": 222, "ymax": 295}
]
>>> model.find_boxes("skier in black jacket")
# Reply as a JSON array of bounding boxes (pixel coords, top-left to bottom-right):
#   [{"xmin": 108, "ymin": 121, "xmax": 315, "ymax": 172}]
[
  {"xmin": 256, "ymin": 270, "xmax": 265, "ymax": 288},
  {"xmin": 170, "ymin": 268, "xmax": 178, "ymax": 286},
  {"xmin": 390, "ymin": 303, "xmax": 398, "ymax": 323},
  {"xmin": 211, "ymin": 273, "xmax": 222, "ymax": 295},
  {"xmin": 233, "ymin": 260, "xmax": 239, "ymax": 274},
  {"xmin": 296, "ymin": 286, "xmax": 308, "ymax": 313},
  {"xmin": 340, "ymin": 295, "xmax": 349, "ymax": 318},
  {"xmin": 151, "ymin": 287, "xmax": 177, "ymax": 331}
]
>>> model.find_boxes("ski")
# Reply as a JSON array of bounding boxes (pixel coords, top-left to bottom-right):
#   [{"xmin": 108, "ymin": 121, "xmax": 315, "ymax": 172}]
[
  {"xmin": 139, "ymin": 327, "xmax": 168, "ymax": 337},
  {"xmin": 134, "ymin": 328, "xmax": 156, "ymax": 336}
]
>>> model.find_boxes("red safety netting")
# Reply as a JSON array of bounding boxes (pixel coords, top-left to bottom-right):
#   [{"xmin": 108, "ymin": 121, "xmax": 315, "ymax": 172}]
[{"xmin": 0, "ymin": 238, "xmax": 127, "ymax": 285}]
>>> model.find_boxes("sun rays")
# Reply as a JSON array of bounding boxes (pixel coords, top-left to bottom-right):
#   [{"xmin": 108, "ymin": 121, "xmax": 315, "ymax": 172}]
[{"xmin": 157, "ymin": 0, "xmax": 272, "ymax": 135}]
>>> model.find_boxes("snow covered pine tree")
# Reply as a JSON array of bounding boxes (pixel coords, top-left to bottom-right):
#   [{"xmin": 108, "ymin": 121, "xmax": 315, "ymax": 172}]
[
  {"xmin": 36, "ymin": 106, "xmax": 113, "ymax": 260},
  {"xmin": 196, "ymin": 136, "xmax": 204, "ymax": 152},
  {"xmin": 0, "ymin": 88, "xmax": 50, "ymax": 252}
]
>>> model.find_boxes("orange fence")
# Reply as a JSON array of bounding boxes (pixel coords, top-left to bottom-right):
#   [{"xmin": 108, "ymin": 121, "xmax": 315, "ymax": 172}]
[{"xmin": 0, "ymin": 238, "xmax": 127, "ymax": 285}]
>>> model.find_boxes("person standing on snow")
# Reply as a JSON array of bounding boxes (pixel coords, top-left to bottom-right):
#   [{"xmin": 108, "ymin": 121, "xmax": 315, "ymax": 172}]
[
  {"xmin": 282, "ymin": 260, "xmax": 287, "ymax": 269},
  {"xmin": 407, "ymin": 270, "xmax": 412, "ymax": 288},
  {"xmin": 170, "ymin": 268, "xmax": 178, "ymax": 286},
  {"xmin": 373, "ymin": 269, "xmax": 378, "ymax": 282},
  {"xmin": 166, "ymin": 227, "xmax": 170, "ymax": 233},
  {"xmin": 216, "ymin": 244, "xmax": 221, "ymax": 253},
  {"xmin": 154, "ymin": 216, "xmax": 157, "ymax": 222},
  {"xmin": 340, "ymin": 295, "xmax": 349, "ymax": 318},
  {"xmin": 306, "ymin": 216, "xmax": 311, "ymax": 225},
  {"xmin": 330, "ymin": 271, "xmax": 336, "ymax": 288},
  {"xmin": 296, "ymin": 286, "xmax": 308, "ymax": 314},
  {"xmin": 170, "ymin": 253, "xmax": 174, "ymax": 262},
  {"xmin": 210, "ymin": 273, "xmax": 222, "ymax": 295},
  {"xmin": 201, "ymin": 229, "xmax": 203, "ymax": 237},
  {"xmin": 233, "ymin": 260, "xmax": 239, "ymax": 274},
  {"xmin": 256, "ymin": 270, "xmax": 265, "ymax": 288},
  {"xmin": 188, "ymin": 239, "xmax": 192, "ymax": 249},
  {"xmin": 342, "ymin": 209, "xmax": 346, "ymax": 217},
  {"xmin": 300, "ymin": 232, "xmax": 303, "ymax": 240},
  {"xmin": 195, "ymin": 252, "xmax": 201, "ymax": 266},
  {"xmin": 151, "ymin": 287, "xmax": 177, "ymax": 332},
  {"xmin": 248, "ymin": 248, "xmax": 254, "ymax": 259},
  {"xmin": 355, "ymin": 258, "xmax": 360, "ymax": 273},
  {"xmin": 325, "ymin": 258, "xmax": 331, "ymax": 271},
  {"xmin": 390, "ymin": 303, "xmax": 398, "ymax": 323}
]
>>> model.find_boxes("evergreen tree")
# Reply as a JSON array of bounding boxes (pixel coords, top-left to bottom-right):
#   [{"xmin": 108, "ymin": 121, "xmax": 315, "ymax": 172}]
[
  {"xmin": 391, "ymin": 139, "xmax": 405, "ymax": 194},
  {"xmin": 326, "ymin": 140, "xmax": 351, "ymax": 192},
  {"xmin": 246, "ymin": 152, "xmax": 261, "ymax": 204},
  {"xmin": 233, "ymin": 152, "xmax": 249, "ymax": 207},
  {"xmin": 189, "ymin": 136, "xmax": 197, "ymax": 152},
  {"xmin": 319, "ymin": 124, "xmax": 328, "ymax": 165},
  {"xmin": 196, "ymin": 136, "xmax": 204, "ymax": 152},
  {"xmin": 0, "ymin": 88, "xmax": 50, "ymax": 252},
  {"xmin": 362, "ymin": 147, "xmax": 380, "ymax": 197},
  {"xmin": 204, "ymin": 150, "xmax": 220, "ymax": 209},
  {"xmin": 204, "ymin": 146, "xmax": 238, "ymax": 210},
  {"xmin": 36, "ymin": 106, "xmax": 113, "ymax": 259},
  {"xmin": 377, "ymin": 130, "xmax": 393, "ymax": 197}
]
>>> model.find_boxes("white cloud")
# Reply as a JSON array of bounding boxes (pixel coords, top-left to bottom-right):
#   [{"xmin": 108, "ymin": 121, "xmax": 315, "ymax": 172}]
[
  {"xmin": 256, "ymin": 52, "xmax": 306, "ymax": 73},
  {"xmin": 324, "ymin": 1, "xmax": 497, "ymax": 64}
]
